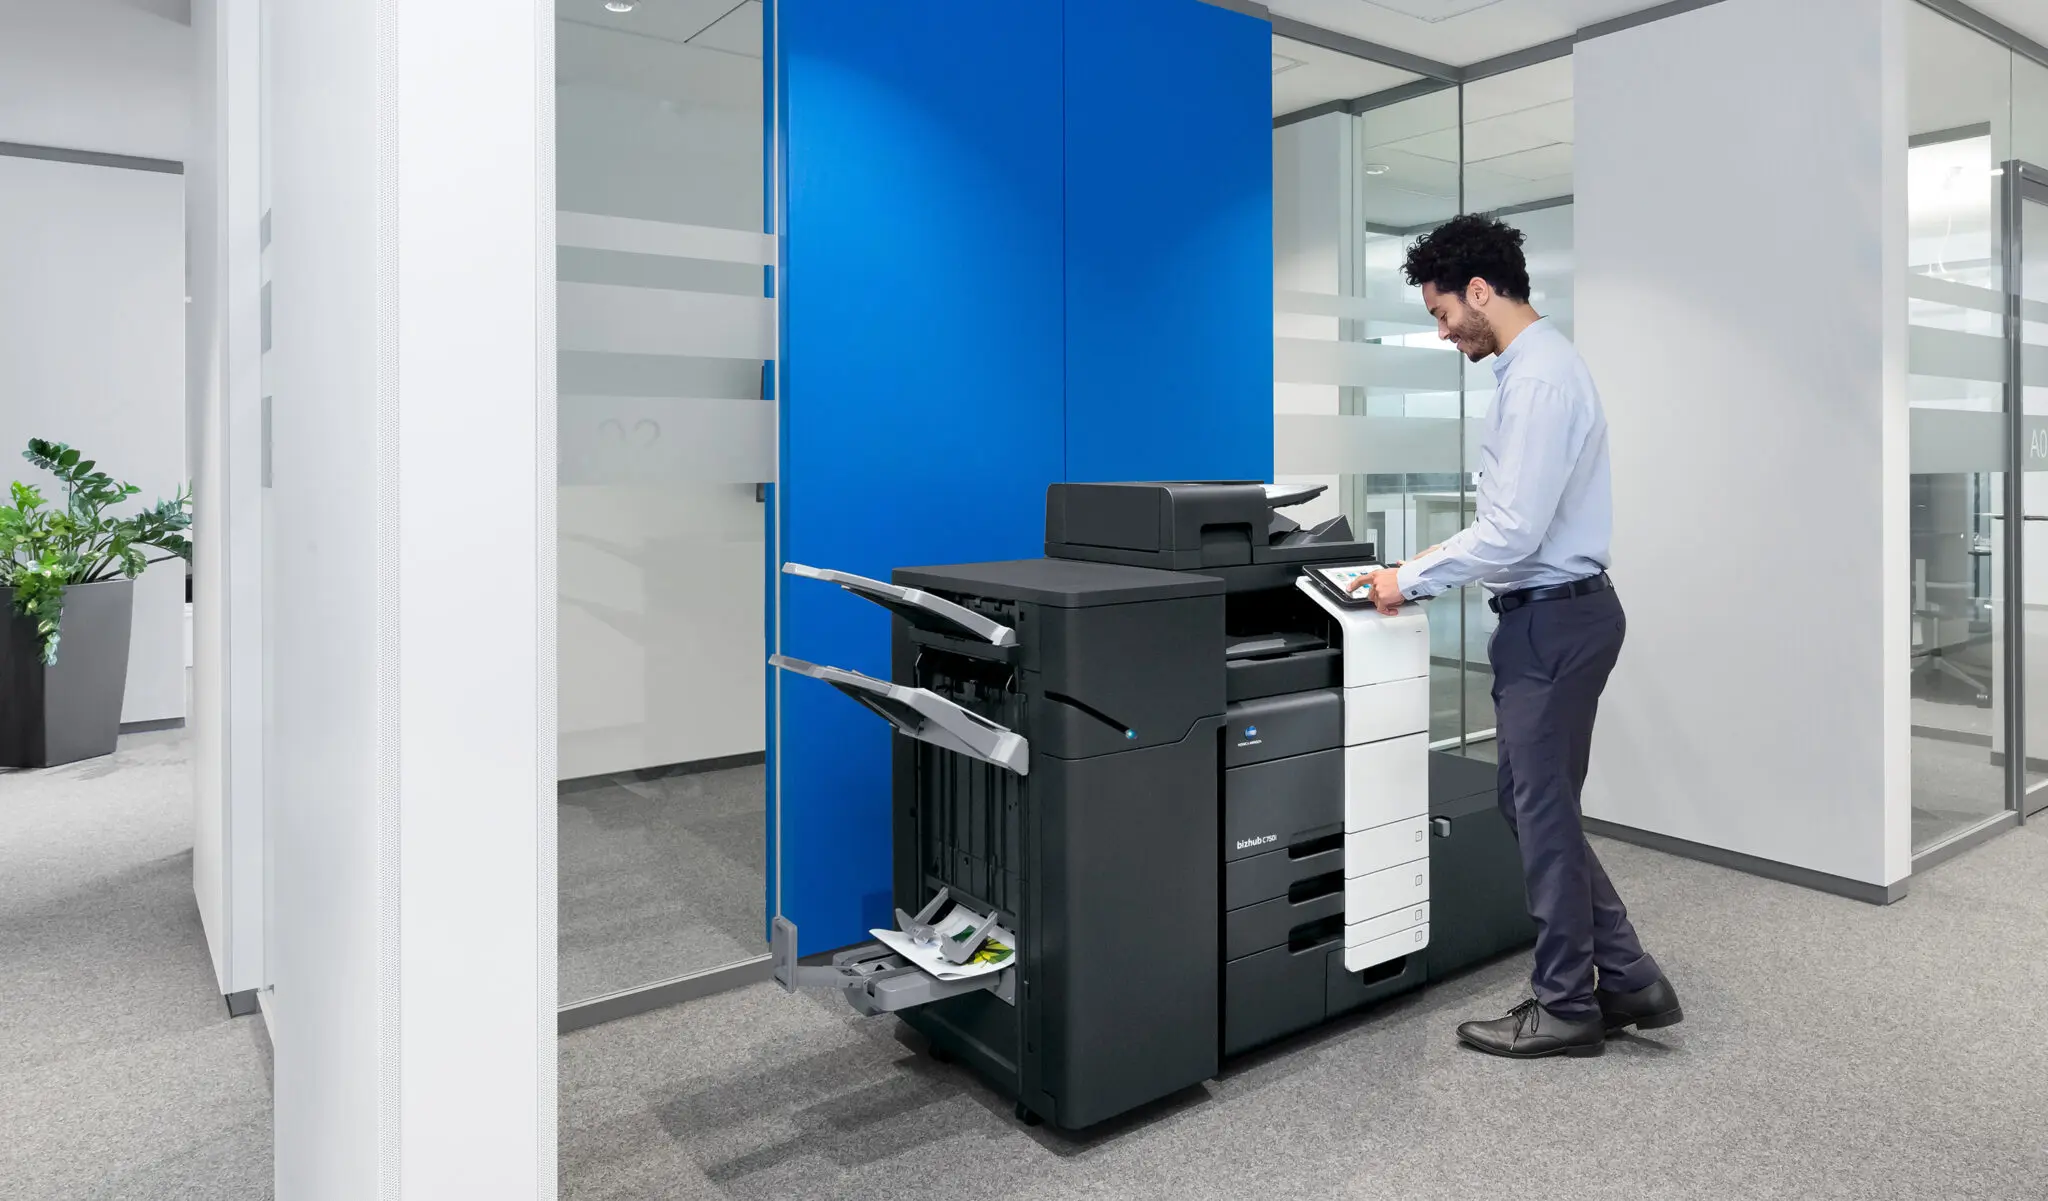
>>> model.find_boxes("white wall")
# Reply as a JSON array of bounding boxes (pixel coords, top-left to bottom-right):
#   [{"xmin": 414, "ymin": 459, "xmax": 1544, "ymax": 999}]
[
  {"xmin": 555, "ymin": 20, "xmax": 768, "ymax": 779},
  {"xmin": 187, "ymin": 0, "xmax": 265, "ymax": 1001},
  {"xmin": 0, "ymin": 155, "xmax": 188, "ymax": 726},
  {"xmin": 1575, "ymin": 0, "xmax": 1912, "ymax": 889},
  {"xmin": 267, "ymin": 2, "xmax": 554, "ymax": 1197},
  {"xmin": 0, "ymin": 0, "xmax": 193, "ymax": 161}
]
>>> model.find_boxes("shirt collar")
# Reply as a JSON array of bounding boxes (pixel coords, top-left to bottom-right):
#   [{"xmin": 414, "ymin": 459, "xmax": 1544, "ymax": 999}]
[{"xmin": 1491, "ymin": 316, "xmax": 1549, "ymax": 383}]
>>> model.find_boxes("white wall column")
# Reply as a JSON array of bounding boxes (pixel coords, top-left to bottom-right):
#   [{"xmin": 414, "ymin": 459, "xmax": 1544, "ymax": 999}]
[
  {"xmin": 1575, "ymin": 0, "xmax": 1912, "ymax": 893},
  {"xmin": 189, "ymin": 0, "xmax": 266, "ymax": 1005},
  {"xmin": 265, "ymin": 2, "xmax": 556, "ymax": 1196}
]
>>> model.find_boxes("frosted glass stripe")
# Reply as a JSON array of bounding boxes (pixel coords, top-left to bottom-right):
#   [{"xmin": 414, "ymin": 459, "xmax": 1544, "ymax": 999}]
[
  {"xmin": 1908, "ymin": 273, "xmax": 2048, "ymax": 324},
  {"xmin": 1274, "ymin": 414, "xmax": 1464, "ymax": 475},
  {"xmin": 1909, "ymin": 273, "xmax": 2002, "ymax": 315},
  {"xmin": 558, "ymin": 396, "xmax": 775, "ymax": 486},
  {"xmin": 560, "ymin": 282, "xmax": 776, "ymax": 360},
  {"xmin": 1909, "ymin": 325, "xmax": 2005, "ymax": 384},
  {"xmin": 1275, "ymin": 289, "xmax": 1426, "ymax": 325},
  {"xmin": 1909, "ymin": 407, "xmax": 2005, "ymax": 474},
  {"xmin": 1275, "ymin": 337, "xmax": 1460, "ymax": 391},
  {"xmin": 557, "ymin": 211, "xmax": 776, "ymax": 267}
]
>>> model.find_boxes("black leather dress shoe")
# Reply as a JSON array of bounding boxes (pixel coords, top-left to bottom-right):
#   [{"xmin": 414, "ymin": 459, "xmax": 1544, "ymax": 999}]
[
  {"xmin": 1456, "ymin": 999, "xmax": 1605, "ymax": 1059},
  {"xmin": 1597, "ymin": 976, "xmax": 1684, "ymax": 1034}
]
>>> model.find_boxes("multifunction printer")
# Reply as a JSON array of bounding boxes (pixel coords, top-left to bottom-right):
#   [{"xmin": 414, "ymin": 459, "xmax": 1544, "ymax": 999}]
[{"xmin": 771, "ymin": 481, "xmax": 1532, "ymax": 1130}]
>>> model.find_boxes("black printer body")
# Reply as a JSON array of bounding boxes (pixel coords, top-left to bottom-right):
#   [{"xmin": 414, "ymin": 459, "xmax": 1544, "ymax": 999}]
[{"xmin": 775, "ymin": 482, "xmax": 1533, "ymax": 1131}]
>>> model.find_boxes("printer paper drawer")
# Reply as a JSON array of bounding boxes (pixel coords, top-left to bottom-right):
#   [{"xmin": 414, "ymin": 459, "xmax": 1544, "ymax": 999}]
[
  {"xmin": 1345, "ymin": 734, "xmax": 1428, "ymax": 831},
  {"xmin": 1344, "ymin": 678, "xmax": 1429, "ymax": 746},
  {"xmin": 1225, "ymin": 889, "xmax": 1344, "ymax": 961},
  {"xmin": 1223, "ymin": 940, "xmax": 1332, "ymax": 1057},
  {"xmin": 1346, "ymin": 858, "xmax": 1428, "ymax": 921},
  {"xmin": 1225, "ymin": 842, "xmax": 1345, "ymax": 910},
  {"xmin": 1224, "ymin": 750, "xmax": 1342, "ymax": 861},
  {"xmin": 1345, "ymin": 816, "xmax": 1430, "ymax": 877},
  {"xmin": 1346, "ymin": 901, "xmax": 1429, "ymax": 948},
  {"xmin": 1345, "ymin": 923, "xmax": 1430, "ymax": 973}
]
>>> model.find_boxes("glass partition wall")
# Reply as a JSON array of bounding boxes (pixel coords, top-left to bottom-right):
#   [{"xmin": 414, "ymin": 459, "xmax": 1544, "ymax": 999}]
[
  {"xmin": 1274, "ymin": 51, "xmax": 1574, "ymax": 758},
  {"xmin": 1906, "ymin": 3, "xmax": 2048, "ymax": 856},
  {"xmin": 554, "ymin": 0, "xmax": 774, "ymax": 1019}
]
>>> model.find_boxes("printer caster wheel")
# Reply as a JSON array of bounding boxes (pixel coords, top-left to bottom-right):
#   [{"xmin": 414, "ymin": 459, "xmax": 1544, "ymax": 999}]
[
  {"xmin": 928, "ymin": 1045, "xmax": 954, "ymax": 1065},
  {"xmin": 1014, "ymin": 1102, "xmax": 1042, "ymax": 1127}
]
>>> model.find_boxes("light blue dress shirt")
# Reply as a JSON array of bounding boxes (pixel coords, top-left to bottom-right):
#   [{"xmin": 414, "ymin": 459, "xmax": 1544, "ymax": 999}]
[{"xmin": 1395, "ymin": 317, "xmax": 1612, "ymax": 599}]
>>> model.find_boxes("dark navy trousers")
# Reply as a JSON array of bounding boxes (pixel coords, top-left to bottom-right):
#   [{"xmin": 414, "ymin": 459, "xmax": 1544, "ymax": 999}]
[{"xmin": 1489, "ymin": 585, "xmax": 1660, "ymax": 1020}]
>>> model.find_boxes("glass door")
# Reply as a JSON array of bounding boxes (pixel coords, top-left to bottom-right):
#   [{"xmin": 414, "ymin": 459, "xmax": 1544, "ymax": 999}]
[
  {"xmin": 1906, "ymin": 127, "xmax": 2008, "ymax": 854},
  {"xmin": 553, "ymin": 0, "xmax": 777, "ymax": 1020},
  {"xmin": 2014, "ymin": 163, "xmax": 2048, "ymax": 819}
]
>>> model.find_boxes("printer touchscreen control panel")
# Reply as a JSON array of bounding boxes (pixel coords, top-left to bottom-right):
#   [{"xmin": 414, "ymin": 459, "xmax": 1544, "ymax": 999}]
[{"xmin": 1305, "ymin": 564, "xmax": 1379, "ymax": 608}]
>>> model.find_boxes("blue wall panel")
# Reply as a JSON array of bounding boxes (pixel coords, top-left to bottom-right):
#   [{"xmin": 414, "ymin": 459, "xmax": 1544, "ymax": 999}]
[
  {"xmin": 1062, "ymin": 0, "xmax": 1275, "ymax": 484},
  {"xmin": 777, "ymin": 1, "xmax": 1068, "ymax": 954}
]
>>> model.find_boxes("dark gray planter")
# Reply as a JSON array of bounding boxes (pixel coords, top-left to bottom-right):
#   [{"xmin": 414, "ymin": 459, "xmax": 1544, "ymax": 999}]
[{"xmin": 0, "ymin": 577, "xmax": 135, "ymax": 768}]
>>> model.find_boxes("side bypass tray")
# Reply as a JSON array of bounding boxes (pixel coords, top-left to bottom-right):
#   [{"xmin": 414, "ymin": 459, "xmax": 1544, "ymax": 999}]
[
  {"xmin": 769, "ymin": 654, "xmax": 1030, "ymax": 775},
  {"xmin": 784, "ymin": 562, "xmax": 1017, "ymax": 647},
  {"xmin": 771, "ymin": 917, "xmax": 1016, "ymax": 1016}
]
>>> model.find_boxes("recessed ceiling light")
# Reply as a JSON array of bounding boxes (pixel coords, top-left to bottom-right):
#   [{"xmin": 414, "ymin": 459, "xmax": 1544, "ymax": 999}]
[
  {"xmin": 1364, "ymin": 163, "xmax": 1391, "ymax": 176},
  {"xmin": 605, "ymin": 0, "xmax": 635, "ymax": 11}
]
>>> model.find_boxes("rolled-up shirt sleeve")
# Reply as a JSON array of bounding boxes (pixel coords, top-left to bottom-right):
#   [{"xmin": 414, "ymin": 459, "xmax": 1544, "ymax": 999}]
[{"xmin": 1395, "ymin": 379, "xmax": 1580, "ymax": 600}]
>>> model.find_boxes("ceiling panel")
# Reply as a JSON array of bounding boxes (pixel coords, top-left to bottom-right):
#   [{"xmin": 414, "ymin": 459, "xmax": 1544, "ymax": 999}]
[
  {"xmin": 1377, "ymin": 127, "xmax": 1460, "ymax": 164},
  {"xmin": 1271, "ymin": 0, "xmax": 1674, "ymax": 67},
  {"xmin": 558, "ymin": 0, "xmax": 742, "ymax": 46},
  {"xmin": 1462, "ymin": 55, "xmax": 1572, "ymax": 122},
  {"xmin": 1457, "ymin": 101, "xmax": 1570, "ymax": 159},
  {"xmin": 1470, "ymin": 141, "xmax": 1572, "ymax": 181},
  {"xmin": 692, "ymin": 0, "xmax": 762, "ymax": 58},
  {"xmin": 1965, "ymin": 0, "xmax": 2048, "ymax": 48},
  {"xmin": 1273, "ymin": 34, "xmax": 1423, "ymax": 116},
  {"xmin": 1358, "ymin": 91, "xmax": 1460, "ymax": 148}
]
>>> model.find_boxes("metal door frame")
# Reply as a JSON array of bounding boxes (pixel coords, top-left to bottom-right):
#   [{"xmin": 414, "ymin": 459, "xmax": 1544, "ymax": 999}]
[{"xmin": 2001, "ymin": 160, "xmax": 2048, "ymax": 821}]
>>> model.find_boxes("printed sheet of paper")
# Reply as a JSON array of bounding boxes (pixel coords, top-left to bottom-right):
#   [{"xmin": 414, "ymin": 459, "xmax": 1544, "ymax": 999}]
[{"xmin": 871, "ymin": 907, "xmax": 1018, "ymax": 981}]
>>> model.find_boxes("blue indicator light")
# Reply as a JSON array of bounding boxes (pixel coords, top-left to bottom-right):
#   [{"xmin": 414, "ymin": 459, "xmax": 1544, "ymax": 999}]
[{"xmin": 1125, "ymin": 730, "xmax": 1136, "ymax": 739}]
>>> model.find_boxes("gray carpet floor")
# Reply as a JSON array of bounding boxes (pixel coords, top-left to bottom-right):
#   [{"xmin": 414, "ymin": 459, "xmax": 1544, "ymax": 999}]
[
  {"xmin": 16, "ymin": 731, "xmax": 2048, "ymax": 1199},
  {"xmin": 559, "ymin": 765, "xmax": 768, "ymax": 1005},
  {"xmin": 0, "ymin": 730, "xmax": 273, "ymax": 1201},
  {"xmin": 560, "ymin": 822, "xmax": 2048, "ymax": 1201}
]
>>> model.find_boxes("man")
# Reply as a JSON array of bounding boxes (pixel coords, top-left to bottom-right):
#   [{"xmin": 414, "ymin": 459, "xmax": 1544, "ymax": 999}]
[{"xmin": 1346, "ymin": 214, "xmax": 1681, "ymax": 1060}]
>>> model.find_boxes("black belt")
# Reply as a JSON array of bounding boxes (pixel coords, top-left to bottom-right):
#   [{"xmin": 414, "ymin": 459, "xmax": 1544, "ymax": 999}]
[{"xmin": 1488, "ymin": 573, "xmax": 1611, "ymax": 615}]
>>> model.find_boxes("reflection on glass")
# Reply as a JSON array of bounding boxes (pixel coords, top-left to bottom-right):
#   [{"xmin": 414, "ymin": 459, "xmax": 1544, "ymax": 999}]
[
  {"xmin": 555, "ymin": 0, "xmax": 772, "ymax": 1005},
  {"xmin": 1907, "ymin": 4, "xmax": 2012, "ymax": 853},
  {"xmin": 1272, "ymin": 55, "xmax": 1581, "ymax": 753},
  {"xmin": 1456, "ymin": 59, "xmax": 1576, "ymax": 747},
  {"xmin": 1274, "ymin": 87, "xmax": 1469, "ymax": 740}
]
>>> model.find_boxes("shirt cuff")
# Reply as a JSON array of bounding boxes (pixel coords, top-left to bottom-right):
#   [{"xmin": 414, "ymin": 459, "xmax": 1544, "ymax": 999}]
[{"xmin": 1396, "ymin": 559, "xmax": 1440, "ymax": 601}]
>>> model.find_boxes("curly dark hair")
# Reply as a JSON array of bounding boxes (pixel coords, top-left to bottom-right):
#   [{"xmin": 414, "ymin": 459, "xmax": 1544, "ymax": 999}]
[{"xmin": 1402, "ymin": 214, "xmax": 1531, "ymax": 303}]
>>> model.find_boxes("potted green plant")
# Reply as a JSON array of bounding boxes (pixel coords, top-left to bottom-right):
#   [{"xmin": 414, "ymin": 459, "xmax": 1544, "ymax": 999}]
[{"xmin": 0, "ymin": 439, "xmax": 191, "ymax": 768}]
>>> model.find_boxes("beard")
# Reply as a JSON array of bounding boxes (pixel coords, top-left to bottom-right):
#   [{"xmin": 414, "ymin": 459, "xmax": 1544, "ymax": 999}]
[{"xmin": 1449, "ymin": 308, "xmax": 1500, "ymax": 361}]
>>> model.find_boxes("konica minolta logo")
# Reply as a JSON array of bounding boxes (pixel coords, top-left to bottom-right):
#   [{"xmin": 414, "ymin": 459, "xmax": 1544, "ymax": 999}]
[{"xmin": 1235, "ymin": 834, "xmax": 1278, "ymax": 851}]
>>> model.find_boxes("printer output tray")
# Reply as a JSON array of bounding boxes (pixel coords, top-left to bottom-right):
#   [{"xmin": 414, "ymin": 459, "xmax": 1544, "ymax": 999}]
[
  {"xmin": 770, "ymin": 654, "xmax": 1030, "ymax": 775},
  {"xmin": 784, "ymin": 562, "xmax": 1017, "ymax": 647}
]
